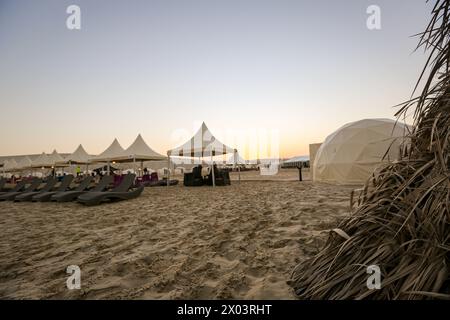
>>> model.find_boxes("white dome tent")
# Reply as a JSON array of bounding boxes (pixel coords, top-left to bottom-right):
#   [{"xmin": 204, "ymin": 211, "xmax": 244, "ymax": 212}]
[{"xmin": 313, "ymin": 118, "xmax": 410, "ymax": 184}]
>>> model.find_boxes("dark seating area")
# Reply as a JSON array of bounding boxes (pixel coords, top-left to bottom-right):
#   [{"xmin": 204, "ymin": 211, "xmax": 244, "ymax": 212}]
[{"xmin": 184, "ymin": 165, "xmax": 230, "ymax": 187}]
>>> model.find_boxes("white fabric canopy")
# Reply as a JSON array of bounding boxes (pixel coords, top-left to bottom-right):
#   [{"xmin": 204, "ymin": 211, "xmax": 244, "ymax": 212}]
[
  {"xmin": 48, "ymin": 150, "xmax": 65, "ymax": 167},
  {"xmin": 3, "ymin": 159, "xmax": 18, "ymax": 172},
  {"xmin": 17, "ymin": 156, "xmax": 33, "ymax": 170},
  {"xmin": 313, "ymin": 118, "xmax": 410, "ymax": 184},
  {"xmin": 60, "ymin": 144, "xmax": 91, "ymax": 164},
  {"xmin": 31, "ymin": 152, "xmax": 52, "ymax": 168},
  {"xmin": 92, "ymin": 138, "xmax": 125, "ymax": 162},
  {"xmin": 167, "ymin": 122, "xmax": 236, "ymax": 158},
  {"xmin": 115, "ymin": 134, "xmax": 166, "ymax": 162}
]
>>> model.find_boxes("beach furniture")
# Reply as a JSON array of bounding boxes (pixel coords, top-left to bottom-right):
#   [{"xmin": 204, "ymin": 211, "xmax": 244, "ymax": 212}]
[
  {"xmin": 51, "ymin": 175, "xmax": 110, "ymax": 202},
  {"xmin": 14, "ymin": 177, "xmax": 59, "ymax": 202},
  {"xmin": 183, "ymin": 165, "xmax": 204, "ymax": 186},
  {"xmin": 77, "ymin": 173, "xmax": 143, "ymax": 206},
  {"xmin": 147, "ymin": 179, "xmax": 179, "ymax": 187},
  {"xmin": 31, "ymin": 175, "xmax": 75, "ymax": 202},
  {"xmin": 0, "ymin": 178, "xmax": 42, "ymax": 201},
  {"xmin": 0, "ymin": 179, "xmax": 29, "ymax": 196},
  {"xmin": 0, "ymin": 178, "xmax": 6, "ymax": 191}
]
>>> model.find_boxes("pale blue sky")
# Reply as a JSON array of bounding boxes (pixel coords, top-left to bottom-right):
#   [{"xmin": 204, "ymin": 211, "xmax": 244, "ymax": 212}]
[{"xmin": 0, "ymin": 0, "xmax": 430, "ymax": 157}]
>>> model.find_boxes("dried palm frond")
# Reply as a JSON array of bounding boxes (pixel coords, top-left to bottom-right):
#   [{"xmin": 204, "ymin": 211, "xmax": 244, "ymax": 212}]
[{"xmin": 290, "ymin": 0, "xmax": 450, "ymax": 299}]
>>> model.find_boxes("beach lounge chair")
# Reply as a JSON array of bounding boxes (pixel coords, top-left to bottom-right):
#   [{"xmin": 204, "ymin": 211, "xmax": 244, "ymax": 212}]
[
  {"xmin": 14, "ymin": 177, "xmax": 59, "ymax": 202},
  {"xmin": 77, "ymin": 174, "xmax": 143, "ymax": 206},
  {"xmin": 0, "ymin": 178, "xmax": 42, "ymax": 201},
  {"xmin": 31, "ymin": 175, "xmax": 75, "ymax": 202},
  {"xmin": 50, "ymin": 175, "xmax": 110, "ymax": 202},
  {"xmin": 0, "ymin": 179, "xmax": 29, "ymax": 196}
]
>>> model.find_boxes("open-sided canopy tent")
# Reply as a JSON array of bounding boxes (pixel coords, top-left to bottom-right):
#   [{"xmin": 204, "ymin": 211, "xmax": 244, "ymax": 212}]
[
  {"xmin": 31, "ymin": 152, "xmax": 52, "ymax": 168},
  {"xmin": 313, "ymin": 118, "xmax": 410, "ymax": 185},
  {"xmin": 91, "ymin": 138, "xmax": 125, "ymax": 175},
  {"xmin": 48, "ymin": 150, "xmax": 65, "ymax": 168},
  {"xmin": 92, "ymin": 138, "xmax": 125, "ymax": 163},
  {"xmin": 282, "ymin": 155, "xmax": 310, "ymax": 168},
  {"xmin": 56, "ymin": 144, "xmax": 93, "ymax": 175},
  {"xmin": 94, "ymin": 135, "xmax": 165, "ymax": 175},
  {"xmin": 3, "ymin": 159, "xmax": 18, "ymax": 173},
  {"xmin": 167, "ymin": 122, "xmax": 240, "ymax": 186},
  {"xmin": 17, "ymin": 156, "xmax": 33, "ymax": 171},
  {"xmin": 116, "ymin": 134, "xmax": 166, "ymax": 162},
  {"xmin": 61, "ymin": 144, "xmax": 91, "ymax": 164}
]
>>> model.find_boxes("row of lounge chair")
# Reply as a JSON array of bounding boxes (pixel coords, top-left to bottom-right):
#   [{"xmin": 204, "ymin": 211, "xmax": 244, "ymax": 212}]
[{"xmin": 0, "ymin": 174, "xmax": 143, "ymax": 206}]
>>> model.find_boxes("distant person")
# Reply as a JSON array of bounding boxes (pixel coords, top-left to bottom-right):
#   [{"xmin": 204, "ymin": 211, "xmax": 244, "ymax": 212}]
[{"xmin": 76, "ymin": 166, "xmax": 81, "ymax": 177}]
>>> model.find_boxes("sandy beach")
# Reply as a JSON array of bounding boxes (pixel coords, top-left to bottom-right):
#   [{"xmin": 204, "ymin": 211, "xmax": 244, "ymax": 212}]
[{"xmin": 0, "ymin": 169, "xmax": 355, "ymax": 299}]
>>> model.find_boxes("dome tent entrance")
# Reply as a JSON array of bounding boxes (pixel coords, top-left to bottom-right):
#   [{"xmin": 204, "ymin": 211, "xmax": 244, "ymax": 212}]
[
  {"xmin": 167, "ymin": 122, "xmax": 240, "ymax": 186},
  {"xmin": 313, "ymin": 118, "xmax": 410, "ymax": 184}
]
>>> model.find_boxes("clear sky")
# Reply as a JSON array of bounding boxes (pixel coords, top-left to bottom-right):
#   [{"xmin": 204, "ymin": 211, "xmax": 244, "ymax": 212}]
[{"xmin": 0, "ymin": 0, "xmax": 431, "ymax": 158}]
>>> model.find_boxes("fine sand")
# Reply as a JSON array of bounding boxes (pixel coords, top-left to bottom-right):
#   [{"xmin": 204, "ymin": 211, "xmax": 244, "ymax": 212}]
[{"xmin": 0, "ymin": 169, "xmax": 355, "ymax": 299}]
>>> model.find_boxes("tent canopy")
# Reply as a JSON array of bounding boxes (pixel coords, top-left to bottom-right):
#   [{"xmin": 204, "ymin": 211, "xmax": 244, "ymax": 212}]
[
  {"xmin": 17, "ymin": 156, "xmax": 33, "ymax": 170},
  {"xmin": 114, "ymin": 134, "xmax": 166, "ymax": 162},
  {"xmin": 167, "ymin": 122, "xmax": 236, "ymax": 158},
  {"xmin": 92, "ymin": 138, "xmax": 125, "ymax": 163},
  {"xmin": 48, "ymin": 150, "xmax": 65, "ymax": 167},
  {"xmin": 31, "ymin": 152, "xmax": 52, "ymax": 168},
  {"xmin": 3, "ymin": 159, "xmax": 18, "ymax": 172},
  {"xmin": 32, "ymin": 150, "xmax": 64, "ymax": 168},
  {"xmin": 313, "ymin": 118, "xmax": 410, "ymax": 184},
  {"xmin": 60, "ymin": 144, "xmax": 91, "ymax": 164},
  {"xmin": 284, "ymin": 155, "xmax": 310, "ymax": 164}
]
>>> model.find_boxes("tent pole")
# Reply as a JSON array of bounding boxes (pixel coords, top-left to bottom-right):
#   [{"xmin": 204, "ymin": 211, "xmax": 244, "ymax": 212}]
[
  {"xmin": 211, "ymin": 154, "xmax": 215, "ymax": 187},
  {"xmin": 234, "ymin": 150, "xmax": 240, "ymax": 184},
  {"xmin": 167, "ymin": 156, "xmax": 170, "ymax": 186}
]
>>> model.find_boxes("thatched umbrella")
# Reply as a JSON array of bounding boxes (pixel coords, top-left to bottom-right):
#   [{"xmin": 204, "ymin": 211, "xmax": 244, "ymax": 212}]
[{"xmin": 290, "ymin": 0, "xmax": 450, "ymax": 299}]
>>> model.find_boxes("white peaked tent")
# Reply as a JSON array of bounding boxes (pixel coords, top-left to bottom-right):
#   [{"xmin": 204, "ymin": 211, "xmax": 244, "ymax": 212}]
[
  {"xmin": 57, "ymin": 144, "xmax": 92, "ymax": 175},
  {"xmin": 17, "ymin": 156, "xmax": 33, "ymax": 171},
  {"xmin": 117, "ymin": 134, "xmax": 166, "ymax": 162},
  {"xmin": 62, "ymin": 144, "xmax": 91, "ymax": 164},
  {"xmin": 31, "ymin": 152, "xmax": 52, "ymax": 168},
  {"xmin": 48, "ymin": 150, "xmax": 65, "ymax": 167},
  {"xmin": 313, "ymin": 118, "xmax": 410, "ymax": 184},
  {"xmin": 92, "ymin": 138, "xmax": 125, "ymax": 174},
  {"xmin": 3, "ymin": 159, "xmax": 18, "ymax": 173},
  {"xmin": 167, "ymin": 122, "xmax": 240, "ymax": 186},
  {"xmin": 117, "ymin": 134, "xmax": 166, "ymax": 176},
  {"xmin": 168, "ymin": 122, "xmax": 236, "ymax": 158}
]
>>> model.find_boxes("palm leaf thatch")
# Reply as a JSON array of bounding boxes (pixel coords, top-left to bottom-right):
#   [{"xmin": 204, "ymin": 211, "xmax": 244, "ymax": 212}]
[{"xmin": 290, "ymin": 0, "xmax": 450, "ymax": 299}]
